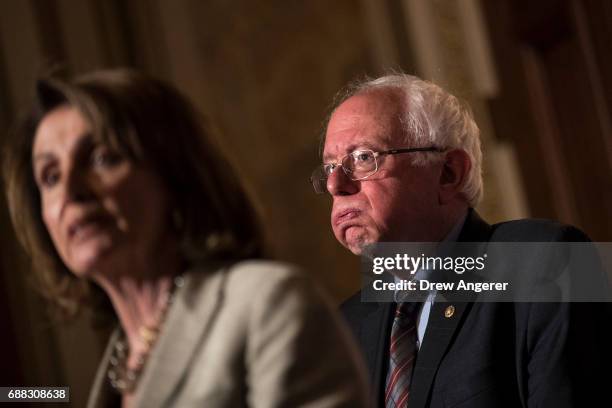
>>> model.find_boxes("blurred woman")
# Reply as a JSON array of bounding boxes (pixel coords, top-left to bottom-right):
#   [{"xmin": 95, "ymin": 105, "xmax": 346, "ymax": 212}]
[{"xmin": 3, "ymin": 69, "xmax": 369, "ymax": 408}]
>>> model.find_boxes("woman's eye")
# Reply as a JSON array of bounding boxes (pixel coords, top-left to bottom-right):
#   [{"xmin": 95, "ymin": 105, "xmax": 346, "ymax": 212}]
[
  {"xmin": 39, "ymin": 170, "xmax": 60, "ymax": 188},
  {"xmin": 91, "ymin": 147, "xmax": 123, "ymax": 167}
]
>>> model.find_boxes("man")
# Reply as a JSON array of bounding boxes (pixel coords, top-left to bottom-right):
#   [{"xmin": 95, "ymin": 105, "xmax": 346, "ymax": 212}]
[{"xmin": 310, "ymin": 74, "xmax": 610, "ymax": 407}]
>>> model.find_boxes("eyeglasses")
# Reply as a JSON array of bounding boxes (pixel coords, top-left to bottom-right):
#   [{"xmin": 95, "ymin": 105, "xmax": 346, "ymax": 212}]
[{"xmin": 310, "ymin": 146, "xmax": 443, "ymax": 194}]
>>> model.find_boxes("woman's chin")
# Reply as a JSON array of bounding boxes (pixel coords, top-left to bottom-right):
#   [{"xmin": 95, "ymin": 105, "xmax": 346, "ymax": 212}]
[{"xmin": 66, "ymin": 242, "xmax": 115, "ymax": 278}]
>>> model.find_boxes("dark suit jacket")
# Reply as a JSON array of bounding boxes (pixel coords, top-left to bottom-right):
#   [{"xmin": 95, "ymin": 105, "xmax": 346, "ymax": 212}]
[{"xmin": 341, "ymin": 210, "xmax": 612, "ymax": 408}]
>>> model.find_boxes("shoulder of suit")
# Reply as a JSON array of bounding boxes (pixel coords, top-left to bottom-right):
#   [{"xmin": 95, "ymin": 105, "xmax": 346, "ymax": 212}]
[
  {"xmin": 339, "ymin": 290, "xmax": 380, "ymax": 326},
  {"xmin": 225, "ymin": 259, "xmax": 306, "ymax": 285},
  {"xmin": 219, "ymin": 259, "xmax": 322, "ymax": 303},
  {"xmin": 490, "ymin": 218, "xmax": 591, "ymax": 242},
  {"xmin": 182, "ymin": 260, "xmax": 324, "ymax": 317}
]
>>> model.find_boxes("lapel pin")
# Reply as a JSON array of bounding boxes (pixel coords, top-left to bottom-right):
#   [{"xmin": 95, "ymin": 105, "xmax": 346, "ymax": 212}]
[{"xmin": 444, "ymin": 305, "xmax": 455, "ymax": 318}]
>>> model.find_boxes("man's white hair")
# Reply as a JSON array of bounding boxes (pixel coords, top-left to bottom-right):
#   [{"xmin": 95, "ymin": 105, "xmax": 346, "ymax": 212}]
[{"xmin": 329, "ymin": 74, "xmax": 483, "ymax": 206}]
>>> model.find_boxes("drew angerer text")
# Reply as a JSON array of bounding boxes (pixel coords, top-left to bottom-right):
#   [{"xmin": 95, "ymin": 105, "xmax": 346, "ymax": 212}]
[{"xmin": 372, "ymin": 279, "xmax": 509, "ymax": 293}]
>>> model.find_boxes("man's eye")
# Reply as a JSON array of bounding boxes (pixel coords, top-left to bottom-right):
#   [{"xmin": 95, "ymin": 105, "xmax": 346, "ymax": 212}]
[{"xmin": 354, "ymin": 152, "xmax": 373, "ymax": 162}]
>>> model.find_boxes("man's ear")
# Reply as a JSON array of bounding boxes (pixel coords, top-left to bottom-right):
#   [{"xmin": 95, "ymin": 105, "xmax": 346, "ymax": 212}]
[{"xmin": 438, "ymin": 149, "xmax": 471, "ymax": 205}]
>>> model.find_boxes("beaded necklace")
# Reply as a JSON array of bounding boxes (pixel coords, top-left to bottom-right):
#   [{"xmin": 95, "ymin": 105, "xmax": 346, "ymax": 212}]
[{"xmin": 107, "ymin": 275, "xmax": 184, "ymax": 393}]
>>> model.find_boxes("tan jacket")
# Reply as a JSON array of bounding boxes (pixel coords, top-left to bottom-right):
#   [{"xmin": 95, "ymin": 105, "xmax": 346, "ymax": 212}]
[{"xmin": 87, "ymin": 260, "xmax": 370, "ymax": 407}]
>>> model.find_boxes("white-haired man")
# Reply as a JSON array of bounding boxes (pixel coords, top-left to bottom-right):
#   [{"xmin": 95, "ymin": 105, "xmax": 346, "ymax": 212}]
[{"xmin": 311, "ymin": 74, "xmax": 610, "ymax": 407}]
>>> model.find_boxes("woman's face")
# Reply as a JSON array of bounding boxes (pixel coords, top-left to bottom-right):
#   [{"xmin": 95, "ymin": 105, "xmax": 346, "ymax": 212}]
[{"xmin": 32, "ymin": 105, "xmax": 173, "ymax": 279}]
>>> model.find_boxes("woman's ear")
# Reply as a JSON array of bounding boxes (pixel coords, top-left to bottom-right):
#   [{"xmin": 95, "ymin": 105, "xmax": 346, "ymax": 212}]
[{"xmin": 438, "ymin": 149, "xmax": 471, "ymax": 205}]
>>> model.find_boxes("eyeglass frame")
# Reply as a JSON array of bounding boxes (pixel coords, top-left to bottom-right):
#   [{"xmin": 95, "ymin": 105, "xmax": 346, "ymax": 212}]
[{"xmin": 310, "ymin": 146, "xmax": 444, "ymax": 194}]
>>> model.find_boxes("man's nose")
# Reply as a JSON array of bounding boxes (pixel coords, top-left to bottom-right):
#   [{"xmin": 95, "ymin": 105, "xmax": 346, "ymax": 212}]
[{"xmin": 327, "ymin": 167, "xmax": 359, "ymax": 196}]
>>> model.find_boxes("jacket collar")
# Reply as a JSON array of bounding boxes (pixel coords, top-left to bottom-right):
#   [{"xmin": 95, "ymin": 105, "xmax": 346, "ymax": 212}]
[
  {"xmin": 87, "ymin": 263, "xmax": 230, "ymax": 408},
  {"xmin": 133, "ymin": 263, "xmax": 228, "ymax": 407}
]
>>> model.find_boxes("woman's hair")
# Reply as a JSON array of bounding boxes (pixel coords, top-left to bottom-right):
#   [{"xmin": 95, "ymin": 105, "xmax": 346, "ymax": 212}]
[{"xmin": 3, "ymin": 68, "xmax": 265, "ymax": 318}]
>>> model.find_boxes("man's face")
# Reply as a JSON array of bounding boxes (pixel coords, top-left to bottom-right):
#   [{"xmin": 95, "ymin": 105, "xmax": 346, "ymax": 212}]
[{"xmin": 323, "ymin": 91, "xmax": 443, "ymax": 255}]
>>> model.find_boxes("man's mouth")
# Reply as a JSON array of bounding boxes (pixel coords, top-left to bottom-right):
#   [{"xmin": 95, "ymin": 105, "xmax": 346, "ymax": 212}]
[{"xmin": 333, "ymin": 208, "xmax": 361, "ymax": 226}]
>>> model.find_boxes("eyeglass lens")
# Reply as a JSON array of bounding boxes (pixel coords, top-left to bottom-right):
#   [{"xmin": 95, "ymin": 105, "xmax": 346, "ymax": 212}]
[
  {"xmin": 343, "ymin": 150, "xmax": 377, "ymax": 179},
  {"xmin": 310, "ymin": 150, "xmax": 378, "ymax": 193}
]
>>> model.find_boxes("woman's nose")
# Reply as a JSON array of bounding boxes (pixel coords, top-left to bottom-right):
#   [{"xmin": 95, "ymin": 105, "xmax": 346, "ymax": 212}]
[
  {"xmin": 326, "ymin": 167, "xmax": 359, "ymax": 196},
  {"xmin": 63, "ymin": 167, "xmax": 95, "ymax": 203}
]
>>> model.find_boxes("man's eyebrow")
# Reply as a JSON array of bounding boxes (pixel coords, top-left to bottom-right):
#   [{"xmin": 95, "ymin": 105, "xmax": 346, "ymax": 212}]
[
  {"xmin": 322, "ymin": 152, "xmax": 336, "ymax": 163},
  {"xmin": 323, "ymin": 142, "xmax": 382, "ymax": 162}
]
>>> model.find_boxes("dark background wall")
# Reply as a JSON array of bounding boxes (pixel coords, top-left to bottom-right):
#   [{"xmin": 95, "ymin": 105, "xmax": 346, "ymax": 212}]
[{"xmin": 0, "ymin": 0, "xmax": 609, "ymax": 406}]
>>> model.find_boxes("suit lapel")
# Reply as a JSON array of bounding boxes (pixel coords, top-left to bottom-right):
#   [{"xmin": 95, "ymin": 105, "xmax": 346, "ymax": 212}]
[
  {"xmin": 133, "ymin": 263, "xmax": 229, "ymax": 407},
  {"xmin": 407, "ymin": 209, "xmax": 493, "ymax": 408},
  {"xmin": 87, "ymin": 329, "xmax": 121, "ymax": 408},
  {"xmin": 407, "ymin": 299, "xmax": 472, "ymax": 408}
]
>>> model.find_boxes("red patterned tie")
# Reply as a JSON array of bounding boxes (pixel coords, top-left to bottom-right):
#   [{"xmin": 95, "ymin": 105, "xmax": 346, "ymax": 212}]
[{"xmin": 385, "ymin": 302, "xmax": 420, "ymax": 407}]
